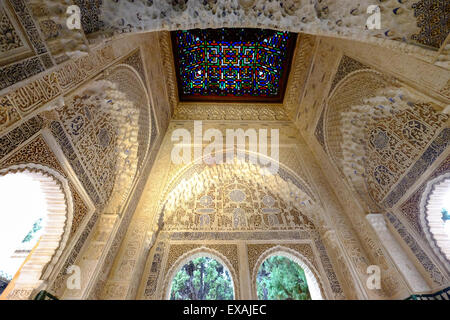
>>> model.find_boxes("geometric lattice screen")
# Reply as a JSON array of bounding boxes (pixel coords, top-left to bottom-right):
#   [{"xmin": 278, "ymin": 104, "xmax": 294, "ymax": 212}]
[{"xmin": 172, "ymin": 28, "xmax": 297, "ymax": 103}]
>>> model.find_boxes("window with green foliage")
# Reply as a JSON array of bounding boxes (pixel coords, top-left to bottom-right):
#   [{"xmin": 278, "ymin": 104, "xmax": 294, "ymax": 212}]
[
  {"xmin": 170, "ymin": 256, "xmax": 234, "ymax": 300},
  {"xmin": 0, "ymin": 172, "xmax": 48, "ymax": 292},
  {"xmin": 257, "ymin": 255, "xmax": 311, "ymax": 300}
]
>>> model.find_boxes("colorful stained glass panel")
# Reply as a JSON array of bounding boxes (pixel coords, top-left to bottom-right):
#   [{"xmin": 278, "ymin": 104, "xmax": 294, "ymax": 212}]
[{"xmin": 172, "ymin": 28, "xmax": 296, "ymax": 102}]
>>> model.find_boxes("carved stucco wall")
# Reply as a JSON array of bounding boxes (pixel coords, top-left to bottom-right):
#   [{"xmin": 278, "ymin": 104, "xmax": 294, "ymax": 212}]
[
  {"xmin": 54, "ymin": 64, "xmax": 151, "ymax": 209},
  {"xmin": 0, "ymin": 1, "xmax": 448, "ymax": 299},
  {"xmin": 309, "ymin": 36, "xmax": 449, "ymax": 137},
  {"xmin": 54, "ymin": 33, "xmax": 170, "ymax": 300},
  {"xmin": 0, "ymin": 31, "xmax": 170, "ymax": 299},
  {"xmin": 134, "ymin": 161, "xmax": 345, "ymax": 300},
  {"xmin": 27, "ymin": 0, "xmax": 88, "ymax": 64},
  {"xmin": 91, "ymin": 0, "xmax": 449, "ymax": 62},
  {"xmin": 0, "ymin": 0, "xmax": 54, "ymax": 90},
  {"xmin": 320, "ymin": 61, "xmax": 449, "ymax": 290},
  {"xmin": 0, "ymin": 0, "xmax": 92, "ymax": 92},
  {"xmin": 97, "ymin": 122, "xmax": 321, "ymax": 299},
  {"xmin": 97, "ymin": 120, "xmax": 418, "ymax": 300},
  {"xmin": 419, "ymin": 168, "xmax": 450, "ymax": 265},
  {"xmin": 390, "ymin": 154, "xmax": 450, "ymax": 288},
  {"xmin": 304, "ymin": 36, "xmax": 450, "ymax": 293},
  {"xmin": 0, "ymin": 44, "xmax": 115, "ymax": 137},
  {"xmin": 324, "ymin": 69, "xmax": 448, "ymax": 209},
  {"xmin": 20, "ymin": 0, "xmax": 445, "ymax": 100}
]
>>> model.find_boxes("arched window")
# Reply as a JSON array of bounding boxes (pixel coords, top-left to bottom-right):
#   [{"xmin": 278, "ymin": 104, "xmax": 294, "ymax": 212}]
[
  {"xmin": 256, "ymin": 255, "xmax": 311, "ymax": 300},
  {"xmin": 0, "ymin": 172, "xmax": 48, "ymax": 294},
  {"xmin": 169, "ymin": 256, "xmax": 234, "ymax": 300},
  {"xmin": 421, "ymin": 174, "xmax": 450, "ymax": 263},
  {"xmin": 0, "ymin": 165, "xmax": 73, "ymax": 299}
]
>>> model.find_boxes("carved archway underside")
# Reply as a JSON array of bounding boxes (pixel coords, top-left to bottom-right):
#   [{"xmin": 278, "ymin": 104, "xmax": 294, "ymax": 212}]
[{"xmin": 156, "ymin": 151, "xmax": 320, "ymax": 231}]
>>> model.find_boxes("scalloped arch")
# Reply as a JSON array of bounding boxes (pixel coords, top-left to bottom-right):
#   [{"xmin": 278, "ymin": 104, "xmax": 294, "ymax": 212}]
[
  {"xmin": 420, "ymin": 172, "xmax": 450, "ymax": 271},
  {"xmin": 0, "ymin": 163, "xmax": 73, "ymax": 299}
]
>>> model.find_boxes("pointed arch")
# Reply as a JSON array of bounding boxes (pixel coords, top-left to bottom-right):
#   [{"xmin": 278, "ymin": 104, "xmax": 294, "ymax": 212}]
[
  {"xmin": 153, "ymin": 148, "xmax": 319, "ymax": 232},
  {"xmin": 324, "ymin": 69, "xmax": 448, "ymax": 210}
]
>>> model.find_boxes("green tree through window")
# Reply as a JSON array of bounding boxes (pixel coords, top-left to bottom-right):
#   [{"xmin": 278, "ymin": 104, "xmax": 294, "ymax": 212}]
[
  {"xmin": 170, "ymin": 257, "xmax": 234, "ymax": 300},
  {"xmin": 257, "ymin": 256, "xmax": 311, "ymax": 300}
]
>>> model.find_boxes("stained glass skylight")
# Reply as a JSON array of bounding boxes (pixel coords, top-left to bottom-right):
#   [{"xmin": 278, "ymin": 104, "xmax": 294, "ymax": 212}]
[{"xmin": 172, "ymin": 28, "xmax": 297, "ymax": 103}]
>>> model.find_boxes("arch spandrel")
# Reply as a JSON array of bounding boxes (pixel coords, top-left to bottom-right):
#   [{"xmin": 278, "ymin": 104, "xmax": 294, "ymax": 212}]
[
  {"xmin": 324, "ymin": 69, "xmax": 449, "ymax": 212},
  {"xmin": 56, "ymin": 64, "xmax": 152, "ymax": 211},
  {"xmin": 0, "ymin": 2, "xmax": 446, "ymax": 300},
  {"xmin": 153, "ymin": 150, "xmax": 322, "ymax": 234}
]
